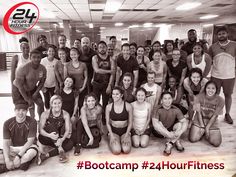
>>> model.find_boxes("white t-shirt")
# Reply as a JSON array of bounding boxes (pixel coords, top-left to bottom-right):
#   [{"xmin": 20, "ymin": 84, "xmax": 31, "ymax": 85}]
[{"xmin": 41, "ymin": 57, "xmax": 58, "ymax": 88}]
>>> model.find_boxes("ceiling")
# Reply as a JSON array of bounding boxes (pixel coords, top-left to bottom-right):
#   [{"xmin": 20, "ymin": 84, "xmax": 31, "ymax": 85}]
[{"xmin": 0, "ymin": 0, "xmax": 235, "ymax": 26}]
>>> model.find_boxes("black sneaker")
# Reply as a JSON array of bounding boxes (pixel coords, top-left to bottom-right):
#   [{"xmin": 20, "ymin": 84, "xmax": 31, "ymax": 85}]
[
  {"xmin": 20, "ymin": 161, "xmax": 31, "ymax": 171},
  {"xmin": 59, "ymin": 151, "xmax": 68, "ymax": 163},
  {"xmin": 74, "ymin": 144, "xmax": 81, "ymax": 156},
  {"xmin": 0, "ymin": 164, "xmax": 8, "ymax": 174},
  {"xmin": 225, "ymin": 114, "xmax": 233, "ymax": 124}
]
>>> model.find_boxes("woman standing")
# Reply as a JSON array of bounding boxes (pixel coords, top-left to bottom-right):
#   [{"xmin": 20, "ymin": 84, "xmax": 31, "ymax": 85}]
[
  {"xmin": 148, "ymin": 51, "xmax": 167, "ymax": 89},
  {"xmin": 55, "ymin": 48, "xmax": 68, "ymax": 93},
  {"xmin": 136, "ymin": 46, "xmax": 150, "ymax": 87},
  {"xmin": 186, "ymin": 42, "xmax": 212, "ymax": 78},
  {"xmin": 164, "ymin": 41, "xmax": 187, "ymax": 62},
  {"xmin": 80, "ymin": 93, "xmax": 103, "ymax": 148},
  {"xmin": 131, "ymin": 88, "xmax": 151, "ymax": 148},
  {"xmin": 106, "ymin": 87, "xmax": 133, "ymax": 155},
  {"xmin": 65, "ymin": 47, "xmax": 88, "ymax": 109},
  {"xmin": 166, "ymin": 48, "xmax": 187, "ymax": 87},
  {"xmin": 11, "ymin": 37, "xmax": 30, "ymax": 84},
  {"xmin": 189, "ymin": 81, "xmax": 224, "ymax": 147},
  {"xmin": 41, "ymin": 45, "xmax": 58, "ymax": 109},
  {"xmin": 149, "ymin": 41, "xmax": 166, "ymax": 61},
  {"xmin": 37, "ymin": 95, "xmax": 73, "ymax": 164}
]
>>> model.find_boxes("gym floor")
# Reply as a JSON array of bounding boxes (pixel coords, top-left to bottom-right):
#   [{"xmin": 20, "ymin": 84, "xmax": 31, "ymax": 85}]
[{"xmin": 0, "ymin": 70, "xmax": 235, "ymax": 177}]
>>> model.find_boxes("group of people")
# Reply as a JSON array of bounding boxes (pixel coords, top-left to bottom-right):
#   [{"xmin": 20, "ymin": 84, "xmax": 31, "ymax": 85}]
[{"xmin": 0, "ymin": 26, "xmax": 235, "ymax": 174}]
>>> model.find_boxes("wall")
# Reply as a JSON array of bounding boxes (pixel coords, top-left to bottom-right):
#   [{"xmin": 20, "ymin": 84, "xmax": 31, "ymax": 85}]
[{"xmin": 100, "ymin": 27, "xmax": 129, "ymax": 46}]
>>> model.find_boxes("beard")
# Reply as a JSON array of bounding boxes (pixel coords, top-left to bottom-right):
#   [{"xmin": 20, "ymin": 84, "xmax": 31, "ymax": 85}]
[
  {"xmin": 82, "ymin": 46, "xmax": 89, "ymax": 54},
  {"xmin": 189, "ymin": 37, "xmax": 197, "ymax": 42},
  {"xmin": 99, "ymin": 50, "xmax": 106, "ymax": 55},
  {"xmin": 218, "ymin": 36, "xmax": 227, "ymax": 42}
]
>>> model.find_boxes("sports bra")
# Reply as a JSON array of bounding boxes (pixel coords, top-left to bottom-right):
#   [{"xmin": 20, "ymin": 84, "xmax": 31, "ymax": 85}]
[{"xmin": 110, "ymin": 101, "xmax": 129, "ymax": 121}]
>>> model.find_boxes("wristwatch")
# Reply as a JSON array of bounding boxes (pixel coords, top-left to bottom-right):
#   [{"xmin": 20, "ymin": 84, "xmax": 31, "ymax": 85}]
[{"xmin": 16, "ymin": 154, "xmax": 22, "ymax": 159}]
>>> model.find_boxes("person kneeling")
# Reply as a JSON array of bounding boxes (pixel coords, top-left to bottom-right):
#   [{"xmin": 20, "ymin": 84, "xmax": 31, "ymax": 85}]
[
  {"xmin": 37, "ymin": 95, "xmax": 73, "ymax": 165},
  {"xmin": 152, "ymin": 91, "xmax": 188, "ymax": 156},
  {"xmin": 189, "ymin": 81, "xmax": 224, "ymax": 147},
  {"xmin": 0, "ymin": 103, "xmax": 38, "ymax": 174}
]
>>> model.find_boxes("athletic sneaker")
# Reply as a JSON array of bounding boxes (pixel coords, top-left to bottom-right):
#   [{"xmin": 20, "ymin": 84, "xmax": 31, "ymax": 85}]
[
  {"xmin": 175, "ymin": 140, "xmax": 185, "ymax": 152},
  {"xmin": 20, "ymin": 161, "xmax": 32, "ymax": 171},
  {"xmin": 59, "ymin": 151, "xmax": 68, "ymax": 163},
  {"xmin": 163, "ymin": 142, "xmax": 173, "ymax": 156},
  {"xmin": 74, "ymin": 144, "xmax": 81, "ymax": 156},
  {"xmin": 225, "ymin": 114, "xmax": 233, "ymax": 124}
]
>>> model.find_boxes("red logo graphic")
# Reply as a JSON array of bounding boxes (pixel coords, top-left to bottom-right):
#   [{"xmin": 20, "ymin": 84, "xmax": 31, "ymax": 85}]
[{"xmin": 3, "ymin": 2, "xmax": 40, "ymax": 35}]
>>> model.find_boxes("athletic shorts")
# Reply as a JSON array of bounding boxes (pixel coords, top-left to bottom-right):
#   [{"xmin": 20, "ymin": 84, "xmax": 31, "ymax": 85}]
[
  {"xmin": 131, "ymin": 127, "xmax": 151, "ymax": 136},
  {"xmin": 211, "ymin": 77, "xmax": 235, "ymax": 95},
  {"xmin": 12, "ymin": 85, "xmax": 42, "ymax": 105}
]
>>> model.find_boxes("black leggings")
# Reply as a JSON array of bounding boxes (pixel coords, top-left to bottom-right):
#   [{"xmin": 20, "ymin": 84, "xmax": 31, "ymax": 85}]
[
  {"xmin": 38, "ymin": 135, "xmax": 73, "ymax": 157},
  {"xmin": 71, "ymin": 119, "xmax": 83, "ymax": 146},
  {"xmin": 43, "ymin": 87, "xmax": 55, "ymax": 109}
]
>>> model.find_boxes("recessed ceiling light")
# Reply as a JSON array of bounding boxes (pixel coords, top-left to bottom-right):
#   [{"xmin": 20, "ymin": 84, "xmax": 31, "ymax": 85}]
[
  {"xmin": 176, "ymin": 2, "xmax": 201, "ymax": 11},
  {"xmin": 33, "ymin": 25, "xmax": 40, "ymax": 29},
  {"xmin": 200, "ymin": 14, "xmax": 219, "ymax": 19},
  {"xmin": 89, "ymin": 23, "xmax": 94, "ymax": 28},
  {"xmin": 203, "ymin": 24, "xmax": 213, "ymax": 27},
  {"xmin": 115, "ymin": 23, "xmax": 123, "ymax": 26},
  {"xmin": 143, "ymin": 23, "xmax": 153, "ymax": 27},
  {"xmin": 129, "ymin": 25, "xmax": 139, "ymax": 28},
  {"xmin": 100, "ymin": 27, "xmax": 106, "ymax": 29},
  {"xmin": 104, "ymin": 1, "xmax": 122, "ymax": 13}
]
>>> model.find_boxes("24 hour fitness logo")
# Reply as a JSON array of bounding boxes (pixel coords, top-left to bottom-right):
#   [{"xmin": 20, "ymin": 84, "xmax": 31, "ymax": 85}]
[{"xmin": 3, "ymin": 2, "xmax": 39, "ymax": 35}]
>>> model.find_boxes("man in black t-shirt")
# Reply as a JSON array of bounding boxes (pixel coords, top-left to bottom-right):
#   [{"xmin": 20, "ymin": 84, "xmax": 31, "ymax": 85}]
[
  {"xmin": 0, "ymin": 104, "xmax": 38, "ymax": 174},
  {"xmin": 115, "ymin": 43, "xmax": 139, "ymax": 93},
  {"xmin": 181, "ymin": 29, "xmax": 208, "ymax": 55}
]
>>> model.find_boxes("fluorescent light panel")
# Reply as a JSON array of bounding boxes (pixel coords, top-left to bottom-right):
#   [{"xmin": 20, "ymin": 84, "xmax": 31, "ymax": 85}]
[
  {"xmin": 104, "ymin": 1, "xmax": 122, "ymax": 13},
  {"xmin": 115, "ymin": 23, "xmax": 123, "ymax": 26},
  {"xmin": 176, "ymin": 2, "xmax": 201, "ymax": 11},
  {"xmin": 200, "ymin": 15, "xmax": 219, "ymax": 19}
]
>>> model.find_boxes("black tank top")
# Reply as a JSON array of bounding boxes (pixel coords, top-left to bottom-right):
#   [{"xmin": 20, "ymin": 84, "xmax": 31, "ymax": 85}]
[
  {"xmin": 93, "ymin": 54, "xmax": 111, "ymax": 83},
  {"xmin": 44, "ymin": 109, "xmax": 65, "ymax": 136},
  {"xmin": 110, "ymin": 101, "xmax": 129, "ymax": 121}
]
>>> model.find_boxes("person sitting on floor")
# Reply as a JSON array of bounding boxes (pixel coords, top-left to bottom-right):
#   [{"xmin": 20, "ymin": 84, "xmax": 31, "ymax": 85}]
[
  {"xmin": 0, "ymin": 103, "xmax": 38, "ymax": 174},
  {"xmin": 189, "ymin": 81, "xmax": 224, "ymax": 147},
  {"xmin": 152, "ymin": 91, "xmax": 188, "ymax": 156},
  {"xmin": 80, "ymin": 93, "xmax": 103, "ymax": 148},
  {"xmin": 37, "ymin": 95, "xmax": 73, "ymax": 165}
]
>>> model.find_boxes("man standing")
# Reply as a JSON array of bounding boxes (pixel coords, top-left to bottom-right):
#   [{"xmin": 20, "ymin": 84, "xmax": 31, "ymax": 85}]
[
  {"xmin": 0, "ymin": 103, "xmax": 38, "ymax": 173},
  {"xmin": 34, "ymin": 35, "xmax": 49, "ymax": 58},
  {"xmin": 92, "ymin": 41, "xmax": 115, "ymax": 122},
  {"xmin": 181, "ymin": 29, "xmax": 208, "ymax": 55},
  {"xmin": 12, "ymin": 49, "xmax": 46, "ymax": 119},
  {"xmin": 209, "ymin": 26, "xmax": 236, "ymax": 124},
  {"xmin": 80, "ymin": 37, "xmax": 97, "ymax": 93},
  {"xmin": 115, "ymin": 43, "xmax": 139, "ymax": 93},
  {"xmin": 58, "ymin": 34, "xmax": 71, "ymax": 62},
  {"xmin": 109, "ymin": 36, "xmax": 121, "ymax": 57}
]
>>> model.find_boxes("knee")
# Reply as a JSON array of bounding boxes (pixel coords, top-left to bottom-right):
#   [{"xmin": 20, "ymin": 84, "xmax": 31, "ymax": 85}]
[
  {"xmin": 173, "ymin": 123, "xmax": 182, "ymax": 131},
  {"xmin": 208, "ymin": 137, "xmax": 222, "ymax": 147},
  {"xmin": 132, "ymin": 138, "xmax": 140, "ymax": 148},
  {"xmin": 189, "ymin": 134, "xmax": 200, "ymax": 143},
  {"xmin": 140, "ymin": 139, "xmax": 149, "ymax": 148},
  {"xmin": 110, "ymin": 145, "xmax": 121, "ymax": 155},
  {"xmin": 122, "ymin": 145, "xmax": 131, "ymax": 154}
]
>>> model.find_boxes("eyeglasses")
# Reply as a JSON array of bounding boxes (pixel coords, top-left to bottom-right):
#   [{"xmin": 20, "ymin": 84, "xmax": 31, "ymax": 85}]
[{"xmin": 172, "ymin": 53, "xmax": 180, "ymax": 56}]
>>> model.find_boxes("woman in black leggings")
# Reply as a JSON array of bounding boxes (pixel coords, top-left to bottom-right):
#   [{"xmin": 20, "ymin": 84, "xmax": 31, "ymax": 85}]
[{"xmin": 37, "ymin": 95, "xmax": 73, "ymax": 164}]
